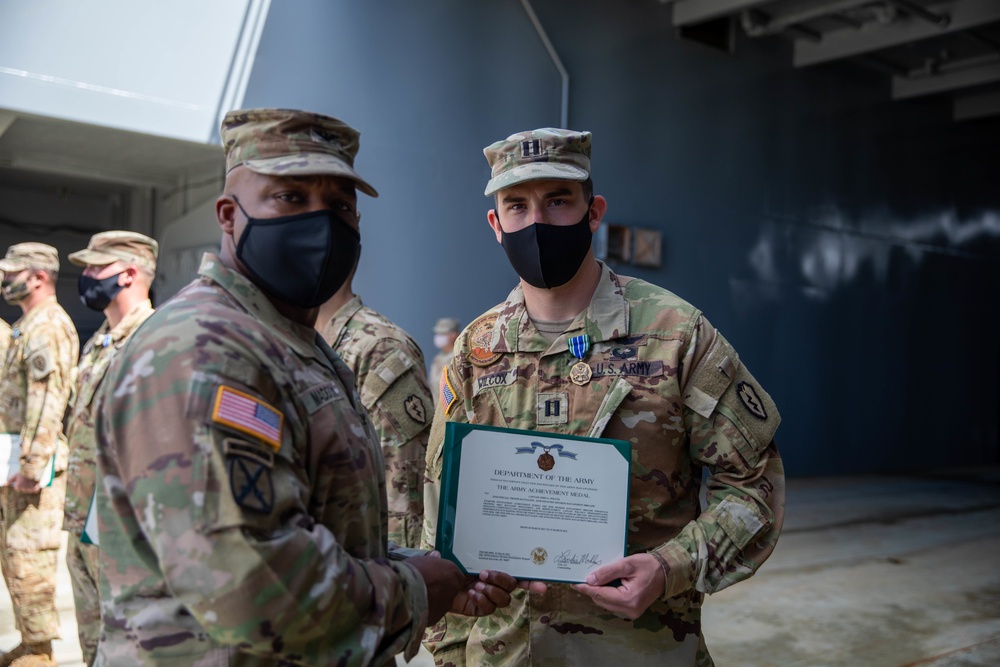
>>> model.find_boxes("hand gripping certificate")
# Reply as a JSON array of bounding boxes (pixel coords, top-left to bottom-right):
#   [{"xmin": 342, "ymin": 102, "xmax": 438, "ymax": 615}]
[{"xmin": 436, "ymin": 423, "xmax": 631, "ymax": 583}]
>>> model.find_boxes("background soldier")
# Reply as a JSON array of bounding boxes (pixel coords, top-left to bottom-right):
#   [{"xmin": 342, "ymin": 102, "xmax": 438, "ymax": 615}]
[
  {"xmin": 422, "ymin": 129, "xmax": 785, "ymax": 666},
  {"xmin": 92, "ymin": 108, "xmax": 527, "ymax": 665},
  {"xmin": 0, "ymin": 243, "xmax": 79, "ymax": 667},
  {"xmin": 63, "ymin": 231, "xmax": 158, "ymax": 666},
  {"xmin": 428, "ymin": 318, "xmax": 459, "ymax": 403},
  {"xmin": 317, "ymin": 272, "xmax": 433, "ymax": 548}
]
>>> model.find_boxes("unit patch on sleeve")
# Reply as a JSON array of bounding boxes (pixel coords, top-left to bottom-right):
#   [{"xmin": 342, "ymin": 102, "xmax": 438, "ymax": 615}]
[
  {"xmin": 404, "ymin": 394, "xmax": 427, "ymax": 424},
  {"xmin": 212, "ymin": 386, "xmax": 284, "ymax": 450},
  {"xmin": 228, "ymin": 454, "xmax": 274, "ymax": 514},
  {"xmin": 737, "ymin": 381, "xmax": 768, "ymax": 420}
]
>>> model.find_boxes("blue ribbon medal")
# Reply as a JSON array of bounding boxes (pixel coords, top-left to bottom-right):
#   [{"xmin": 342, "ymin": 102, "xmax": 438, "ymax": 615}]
[{"xmin": 568, "ymin": 334, "xmax": 593, "ymax": 385}]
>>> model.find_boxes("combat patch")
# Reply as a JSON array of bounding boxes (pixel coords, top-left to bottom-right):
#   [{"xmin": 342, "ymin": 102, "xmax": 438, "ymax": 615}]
[
  {"xmin": 440, "ymin": 367, "xmax": 458, "ymax": 415},
  {"xmin": 404, "ymin": 394, "xmax": 427, "ymax": 424},
  {"xmin": 212, "ymin": 386, "xmax": 283, "ymax": 451},
  {"xmin": 466, "ymin": 313, "xmax": 501, "ymax": 367},
  {"xmin": 228, "ymin": 455, "xmax": 274, "ymax": 514},
  {"xmin": 473, "ymin": 367, "xmax": 518, "ymax": 397},
  {"xmin": 537, "ymin": 392, "xmax": 568, "ymax": 425},
  {"xmin": 590, "ymin": 360, "xmax": 663, "ymax": 378}
]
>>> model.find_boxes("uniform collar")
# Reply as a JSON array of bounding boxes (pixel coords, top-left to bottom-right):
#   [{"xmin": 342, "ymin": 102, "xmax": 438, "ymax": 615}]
[
  {"xmin": 495, "ymin": 261, "xmax": 629, "ymax": 355},
  {"xmin": 197, "ymin": 254, "xmax": 321, "ymax": 357},
  {"xmin": 13, "ymin": 294, "xmax": 58, "ymax": 331},
  {"xmin": 94, "ymin": 299, "xmax": 154, "ymax": 347},
  {"xmin": 325, "ymin": 294, "xmax": 364, "ymax": 344}
]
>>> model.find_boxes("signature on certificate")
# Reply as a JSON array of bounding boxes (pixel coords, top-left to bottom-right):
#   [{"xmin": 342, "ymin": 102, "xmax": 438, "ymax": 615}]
[{"xmin": 554, "ymin": 550, "xmax": 603, "ymax": 567}]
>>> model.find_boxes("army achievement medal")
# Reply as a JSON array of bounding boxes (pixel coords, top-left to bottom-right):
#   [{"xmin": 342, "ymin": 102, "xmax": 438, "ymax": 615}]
[
  {"xmin": 568, "ymin": 334, "xmax": 592, "ymax": 386},
  {"xmin": 570, "ymin": 361, "xmax": 593, "ymax": 385},
  {"xmin": 537, "ymin": 448, "xmax": 555, "ymax": 471}
]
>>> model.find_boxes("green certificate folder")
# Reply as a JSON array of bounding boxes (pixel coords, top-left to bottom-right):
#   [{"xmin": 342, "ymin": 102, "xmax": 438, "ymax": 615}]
[{"xmin": 436, "ymin": 422, "xmax": 631, "ymax": 584}]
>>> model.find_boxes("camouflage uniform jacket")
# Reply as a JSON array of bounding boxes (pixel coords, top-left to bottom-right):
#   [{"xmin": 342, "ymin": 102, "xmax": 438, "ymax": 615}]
[
  {"xmin": 63, "ymin": 299, "xmax": 154, "ymax": 535},
  {"xmin": 423, "ymin": 262, "xmax": 785, "ymax": 666},
  {"xmin": 428, "ymin": 351, "xmax": 450, "ymax": 406},
  {"xmin": 94, "ymin": 255, "xmax": 428, "ymax": 666},
  {"xmin": 0, "ymin": 295, "xmax": 79, "ymax": 481},
  {"xmin": 320, "ymin": 296, "xmax": 431, "ymax": 548},
  {"xmin": 0, "ymin": 319, "xmax": 10, "ymax": 361}
]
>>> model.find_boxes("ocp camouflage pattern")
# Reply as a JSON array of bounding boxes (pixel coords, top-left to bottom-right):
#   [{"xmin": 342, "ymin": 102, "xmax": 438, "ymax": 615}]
[
  {"xmin": 64, "ymin": 298, "xmax": 153, "ymax": 665},
  {"xmin": 321, "ymin": 295, "xmax": 432, "ymax": 548},
  {"xmin": 422, "ymin": 262, "xmax": 785, "ymax": 666},
  {"xmin": 94, "ymin": 254, "xmax": 428, "ymax": 665}
]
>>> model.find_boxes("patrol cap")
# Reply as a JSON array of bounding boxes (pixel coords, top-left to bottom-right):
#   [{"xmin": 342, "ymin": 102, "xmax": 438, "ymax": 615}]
[
  {"xmin": 68, "ymin": 231, "xmax": 158, "ymax": 271},
  {"xmin": 434, "ymin": 317, "xmax": 460, "ymax": 334},
  {"xmin": 0, "ymin": 242, "xmax": 60, "ymax": 273},
  {"xmin": 483, "ymin": 128, "xmax": 591, "ymax": 196},
  {"xmin": 221, "ymin": 108, "xmax": 379, "ymax": 197}
]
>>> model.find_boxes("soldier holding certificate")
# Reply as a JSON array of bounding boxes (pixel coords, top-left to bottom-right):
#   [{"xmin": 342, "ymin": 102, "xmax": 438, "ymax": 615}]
[{"xmin": 422, "ymin": 129, "xmax": 786, "ymax": 666}]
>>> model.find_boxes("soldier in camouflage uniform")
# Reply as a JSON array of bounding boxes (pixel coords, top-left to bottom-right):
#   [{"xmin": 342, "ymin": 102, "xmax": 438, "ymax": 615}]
[
  {"xmin": 0, "ymin": 317, "xmax": 10, "ymax": 362},
  {"xmin": 92, "ymin": 108, "xmax": 525, "ymax": 666},
  {"xmin": 422, "ymin": 129, "xmax": 785, "ymax": 666},
  {"xmin": 428, "ymin": 318, "xmax": 459, "ymax": 406},
  {"xmin": 63, "ymin": 231, "xmax": 158, "ymax": 666},
  {"xmin": 0, "ymin": 243, "xmax": 80, "ymax": 667},
  {"xmin": 317, "ymin": 277, "xmax": 432, "ymax": 548}
]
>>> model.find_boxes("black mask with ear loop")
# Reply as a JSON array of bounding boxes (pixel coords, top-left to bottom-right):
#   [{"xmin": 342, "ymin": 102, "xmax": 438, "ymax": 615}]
[
  {"xmin": 232, "ymin": 196, "xmax": 361, "ymax": 308},
  {"xmin": 499, "ymin": 198, "xmax": 594, "ymax": 289}
]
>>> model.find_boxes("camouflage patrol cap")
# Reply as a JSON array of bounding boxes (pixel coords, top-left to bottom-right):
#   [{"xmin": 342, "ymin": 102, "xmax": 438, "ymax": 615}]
[
  {"xmin": 221, "ymin": 108, "xmax": 379, "ymax": 197},
  {"xmin": 68, "ymin": 231, "xmax": 158, "ymax": 271},
  {"xmin": 0, "ymin": 242, "xmax": 60, "ymax": 273},
  {"xmin": 483, "ymin": 128, "xmax": 591, "ymax": 196},
  {"xmin": 433, "ymin": 317, "xmax": 460, "ymax": 334}
]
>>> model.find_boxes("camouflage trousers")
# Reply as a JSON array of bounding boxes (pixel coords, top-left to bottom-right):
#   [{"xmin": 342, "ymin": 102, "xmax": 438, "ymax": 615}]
[
  {"xmin": 67, "ymin": 532, "xmax": 100, "ymax": 666},
  {"xmin": 0, "ymin": 472, "xmax": 66, "ymax": 643}
]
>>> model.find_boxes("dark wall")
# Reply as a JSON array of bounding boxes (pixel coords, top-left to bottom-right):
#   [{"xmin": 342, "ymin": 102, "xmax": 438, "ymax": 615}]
[{"xmin": 242, "ymin": 0, "xmax": 1000, "ymax": 476}]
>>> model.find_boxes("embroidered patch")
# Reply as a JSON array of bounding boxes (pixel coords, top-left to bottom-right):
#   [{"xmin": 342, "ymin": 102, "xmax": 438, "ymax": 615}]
[
  {"xmin": 737, "ymin": 381, "xmax": 768, "ymax": 420},
  {"xmin": 228, "ymin": 455, "xmax": 274, "ymax": 514},
  {"xmin": 537, "ymin": 392, "xmax": 568, "ymax": 425},
  {"xmin": 212, "ymin": 386, "xmax": 283, "ymax": 450},
  {"xmin": 466, "ymin": 314, "xmax": 501, "ymax": 367},
  {"xmin": 404, "ymin": 394, "xmax": 427, "ymax": 424},
  {"xmin": 223, "ymin": 437, "xmax": 274, "ymax": 469},
  {"xmin": 473, "ymin": 367, "xmax": 518, "ymax": 397},
  {"xmin": 590, "ymin": 360, "xmax": 664, "ymax": 378},
  {"xmin": 440, "ymin": 367, "xmax": 458, "ymax": 415},
  {"xmin": 301, "ymin": 382, "xmax": 343, "ymax": 415}
]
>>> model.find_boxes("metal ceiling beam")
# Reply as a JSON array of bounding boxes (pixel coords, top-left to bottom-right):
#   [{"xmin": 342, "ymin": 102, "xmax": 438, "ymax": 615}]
[
  {"xmin": 953, "ymin": 89, "xmax": 1000, "ymax": 120},
  {"xmin": 672, "ymin": 0, "xmax": 772, "ymax": 26},
  {"xmin": 0, "ymin": 154, "xmax": 179, "ymax": 189},
  {"xmin": 892, "ymin": 61, "xmax": 1000, "ymax": 99},
  {"xmin": 742, "ymin": 0, "xmax": 875, "ymax": 38},
  {"xmin": 794, "ymin": 0, "xmax": 1000, "ymax": 67}
]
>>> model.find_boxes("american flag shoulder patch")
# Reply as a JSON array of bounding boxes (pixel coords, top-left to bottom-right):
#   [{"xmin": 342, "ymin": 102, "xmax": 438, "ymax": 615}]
[
  {"xmin": 212, "ymin": 386, "xmax": 284, "ymax": 451},
  {"xmin": 440, "ymin": 367, "xmax": 458, "ymax": 415}
]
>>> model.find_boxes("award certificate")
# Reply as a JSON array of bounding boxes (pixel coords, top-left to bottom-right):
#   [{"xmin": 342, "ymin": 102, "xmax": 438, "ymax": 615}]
[{"xmin": 436, "ymin": 423, "xmax": 631, "ymax": 583}]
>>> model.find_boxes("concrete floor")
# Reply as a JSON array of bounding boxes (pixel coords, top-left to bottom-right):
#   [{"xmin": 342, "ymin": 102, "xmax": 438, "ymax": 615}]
[{"xmin": 2, "ymin": 468, "xmax": 998, "ymax": 667}]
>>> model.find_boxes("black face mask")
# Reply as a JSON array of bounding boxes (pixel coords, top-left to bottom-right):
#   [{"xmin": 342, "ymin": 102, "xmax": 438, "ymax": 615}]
[
  {"xmin": 499, "ymin": 199, "xmax": 594, "ymax": 289},
  {"xmin": 233, "ymin": 196, "xmax": 361, "ymax": 309},
  {"xmin": 78, "ymin": 272, "xmax": 126, "ymax": 311}
]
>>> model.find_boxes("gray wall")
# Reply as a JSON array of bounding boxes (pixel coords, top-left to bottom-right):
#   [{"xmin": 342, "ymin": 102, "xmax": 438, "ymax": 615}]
[{"xmin": 241, "ymin": 0, "xmax": 1000, "ymax": 476}]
